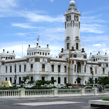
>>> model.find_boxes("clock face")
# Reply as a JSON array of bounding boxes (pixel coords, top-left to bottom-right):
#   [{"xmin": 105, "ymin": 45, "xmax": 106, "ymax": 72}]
[
  {"xmin": 74, "ymin": 16, "xmax": 78, "ymax": 21},
  {"xmin": 67, "ymin": 16, "xmax": 71, "ymax": 21}
]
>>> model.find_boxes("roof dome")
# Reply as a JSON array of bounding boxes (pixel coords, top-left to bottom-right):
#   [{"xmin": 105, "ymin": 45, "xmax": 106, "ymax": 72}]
[{"xmin": 69, "ymin": 0, "xmax": 75, "ymax": 6}]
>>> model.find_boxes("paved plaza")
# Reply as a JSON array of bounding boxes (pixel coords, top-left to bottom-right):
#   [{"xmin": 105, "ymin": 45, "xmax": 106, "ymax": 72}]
[{"xmin": 0, "ymin": 95, "xmax": 108, "ymax": 109}]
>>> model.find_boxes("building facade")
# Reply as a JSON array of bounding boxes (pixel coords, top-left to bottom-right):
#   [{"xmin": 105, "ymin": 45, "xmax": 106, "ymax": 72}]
[{"xmin": 0, "ymin": 0, "xmax": 108, "ymax": 86}]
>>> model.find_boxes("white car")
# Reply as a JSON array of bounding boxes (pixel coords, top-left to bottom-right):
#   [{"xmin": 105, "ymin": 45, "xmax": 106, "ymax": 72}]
[
  {"xmin": 56, "ymin": 84, "xmax": 65, "ymax": 88},
  {"xmin": 24, "ymin": 84, "xmax": 34, "ymax": 88}
]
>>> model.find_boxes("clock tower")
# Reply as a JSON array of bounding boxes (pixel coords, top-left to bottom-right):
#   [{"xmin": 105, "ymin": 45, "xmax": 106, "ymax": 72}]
[{"xmin": 64, "ymin": 0, "xmax": 81, "ymax": 51}]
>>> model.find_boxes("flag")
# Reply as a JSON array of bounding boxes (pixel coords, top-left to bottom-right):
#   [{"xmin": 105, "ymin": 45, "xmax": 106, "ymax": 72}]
[{"xmin": 37, "ymin": 38, "xmax": 39, "ymax": 41}]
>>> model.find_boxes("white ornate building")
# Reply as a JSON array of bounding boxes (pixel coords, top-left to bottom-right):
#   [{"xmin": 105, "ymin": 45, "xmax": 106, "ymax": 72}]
[{"xmin": 0, "ymin": 0, "xmax": 108, "ymax": 85}]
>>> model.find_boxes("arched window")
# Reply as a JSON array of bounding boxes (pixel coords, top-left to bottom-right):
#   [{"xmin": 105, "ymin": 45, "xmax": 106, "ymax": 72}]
[
  {"xmin": 42, "ymin": 77, "xmax": 45, "ymax": 81},
  {"xmin": 95, "ymin": 78, "xmax": 98, "ymax": 84},
  {"xmin": 77, "ymin": 62, "xmax": 81, "ymax": 73},
  {"xmin": 19, "ymin": 77, "xmax": 21, "ymax": 84},
  {"xmin": 58, "ymin": 77, "xmax": 61, "ymax": 84},
  {"xmin": 67, "ymin": 43, "xmax": 69, "ymax": 49},
  {"xmin": 64, "ymin": 77, "xmax": 67, "ymax": 84},
  {"xmin": 76, "ymin": 43, "xmax": 78, "ymax": 50},
  {"xmin": 5, "ymin": 77, "xmax": 7, "ymax": 81},
  {"xmin": 10, "ymin": 77, "xmax": 12, "ymax": 83},
  {"xmin": 51, "ymin": 77, "xmax": 54, "ymax": 84}
]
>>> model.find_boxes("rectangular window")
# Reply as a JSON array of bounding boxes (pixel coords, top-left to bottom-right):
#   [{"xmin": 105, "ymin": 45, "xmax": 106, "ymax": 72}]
[
  {"xmin": 76, "ymin": 43, "xmax": 78, "ymax": 50},
  {"xmin": 31, "ymin": 77, "xmax": 33, "ymax": 81},
  {"xmin": 64, "ymin": 66, "xmax": 67, "ymax": 72},
  {"xmin": 84, "ymin": 65, "xmax": 86, "ymax": 73},
  {"xmin": 19, "ymin": 65, "xmax": 21, "ymax": 72},
  {"xmin": 51, "ymin": 65, "xmax": 54, "ymax": 72},
  {"xmin": 58, "ymin": 65, "xmax": 61, "ymax": 72},
  {"xmin": 24, "ymin": 65, "xmax": 26, "ymax": 72},
  {"xmin": 15, "ymin": 65, "xmax": 16, "ymax": 73},
  {"xmin": 67, "ymin": 43, "xmax": 69, "ymax": 49},
  {"xmin": 19, "ymin": 77, "xmax": 21, "ymax": 84},
  {"xmin": 95, "ymin": 67, "xmax": 97, "ymax": 74},
  {"xmin": 58, "ymin": 77, "xmax": 60, "ymax": 84},
  {"xmin": 90, "ymin": 67, "xmax": 92, "ymax": 74},
  {"xmin": 74, "ymin": 65, "xmax": 76, "ymax": 72},
  {"xmin": 10, "ymin": 66, "xmax": 12, "ymax": 73},
  {"xmin": 31, "ymin": 64, "xmax": 33, "ymax": 71},
  {"xmin": 6, "ymin": 66, "xmax": 7, "ymax": 73},
  {"xmin": 5, "ymin": 77, "xmax": 7, "ymax": 81},
  {"xmin": 42, "ymin": 64, "xmax": 45, "ymax": 72},
  {"xmin": 103, "ymin": 68, "xmax": 105, "ymax": 74},
  {"xmin": 64, "ymin": 77, "xmax": 67, "ymax": 84}
]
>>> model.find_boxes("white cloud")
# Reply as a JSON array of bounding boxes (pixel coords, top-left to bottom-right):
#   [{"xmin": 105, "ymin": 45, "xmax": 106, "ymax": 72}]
[
  {"xmin": 80, "ymin": 15, "xmax": 106, "ymax": 33},
  {"xmin": 22, "ymin": 12, "xmax": 64, "ymax": 22},
  {"xmin": 81, "ymin": 24, "xmax": 105, "ymax": 33},
  {"xmin": 0, "ymin": 0, "xmax": 17, "ymax": 8},
  {"xmin": 93, "ymin": 44, "xmax": 101, "ymax": 47},
  {"xmin": 50, "ymin": 0, "xmax": 54, "ymax": 2},
  {"xmin": 81, "ymin": 35, "xmax": 109, "ymax": 43},
  {"xmin": 12, "ymin": 23, "xmax": 37, "ymax": 29}
]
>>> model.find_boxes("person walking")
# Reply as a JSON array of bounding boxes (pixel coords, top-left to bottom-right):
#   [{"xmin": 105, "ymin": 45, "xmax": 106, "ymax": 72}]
[{"xmin": 97, "ymin": 83, "xmax": 101, "ymax": 92}]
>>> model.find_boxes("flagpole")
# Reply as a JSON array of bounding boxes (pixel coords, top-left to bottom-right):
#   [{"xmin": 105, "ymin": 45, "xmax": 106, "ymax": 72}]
[{"xmin": 37, "ymin": 35, "xmax": 40, "ymax": 45}]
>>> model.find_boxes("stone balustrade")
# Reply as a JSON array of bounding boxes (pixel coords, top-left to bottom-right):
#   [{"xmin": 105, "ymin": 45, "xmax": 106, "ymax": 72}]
[{"xmin": 0, "ymin": 88, "xmax": 108, "ymax": 98}]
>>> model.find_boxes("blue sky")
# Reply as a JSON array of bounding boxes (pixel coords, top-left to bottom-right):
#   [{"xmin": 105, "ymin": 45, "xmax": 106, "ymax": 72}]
[{"xmin": 0, "ymin": 0, "xmax": 109, "ymax": 58}]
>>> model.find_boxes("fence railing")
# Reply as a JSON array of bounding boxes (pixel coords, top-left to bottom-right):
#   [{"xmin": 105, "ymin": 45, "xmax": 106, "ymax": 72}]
[
  {"xmin": 0, "ymin": 88, "xmax": 108, "ymax": 98},
  {"xmin": 58, "ymin": 89, "xmax": 81, "ymax": 95},
  {"xmin": 0, "ymin": 90, "xmax": 20, "ymax": 97},
  {"xmin": 25, "ymin": 89, "xmax": 54, "ymax": 96}
]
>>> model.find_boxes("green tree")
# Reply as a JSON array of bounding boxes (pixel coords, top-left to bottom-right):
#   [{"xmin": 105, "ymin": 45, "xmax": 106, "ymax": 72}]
[
  {"xmin": 28, "ymin": 80, "xmax": 34, "ymax": 84},
  {"xmin": 87, "ymin": 77, "xmax": 93, "ymax": 84},
  {"xmin": 51, "ymin": 80, "xmax": 56, "ymax": 84},
  {"xmin": 76, "ymin": 77, "xmax": 82, "ymax": 84},
  {"xmin": 98, "ymin": 76, "xmax": 109, "ymax": 86},
  {"xmin": 36, "ymin": 82, "xmax": 41, "ymax": 87},
  {"xmin": 66, "ymin": 83, "xmax": 72, "ymax": 88},
  {"xmin": 23, "ymin": 76, "xmax": 29, "ymax": 83}
]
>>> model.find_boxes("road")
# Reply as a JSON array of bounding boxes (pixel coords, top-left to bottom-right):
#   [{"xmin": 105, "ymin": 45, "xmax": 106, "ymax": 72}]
[{"xmin": 0, "ymin": 95, "xmax": 108, "ymax": 109}]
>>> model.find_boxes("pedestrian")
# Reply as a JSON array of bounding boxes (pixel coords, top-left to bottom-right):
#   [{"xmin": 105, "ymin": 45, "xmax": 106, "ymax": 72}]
[
  {"xmin": 100, "ymin": 83, "xmax": 103, "ymax": 92},
  {"xmin": 97, "ymin": 83, "xmax": 101, "ymax": 92}
]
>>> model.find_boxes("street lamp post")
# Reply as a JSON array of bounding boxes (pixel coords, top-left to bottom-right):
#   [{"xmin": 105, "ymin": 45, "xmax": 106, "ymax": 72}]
[
  {"xmin": 91, "ymin": 55, "xmax": 94, "ymax": 87},
  {"xmin": 14, "ymin": 64, "xmax": 17, "ymax": 87},
  {"xmin": 68, "ymin": 49, "xmax": 71, "ymax": 83}
]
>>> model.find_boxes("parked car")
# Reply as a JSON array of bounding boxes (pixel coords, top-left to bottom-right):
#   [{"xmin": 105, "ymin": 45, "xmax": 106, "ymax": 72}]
[
  {"xmin": 77, "ymin": 84, "xmax": 84, "ymax": 86},
  {"xmin": 20, "ymin": 84, "xmax": 24, "ymax": 87},
  {"xmin": 56, "ymin": 84, "xmax": 65, "ymax": 88},
  {"xmin": 12, "ymin": 84, "xmax": 20, "ymax": 87},
  {"xmin": 105, "ymin": 84, "xmax": 109, "ymax": 87},
  {"xmin": 24, "ymin": 84, "xmax": 34, "ymax": 88},
  {"xmin": 73, "ymin": 84, "xmax": 77, "ymax": 86},
  {"xmin": 89, "ymin": 84, "xmax": 98, "ymax": 87}
]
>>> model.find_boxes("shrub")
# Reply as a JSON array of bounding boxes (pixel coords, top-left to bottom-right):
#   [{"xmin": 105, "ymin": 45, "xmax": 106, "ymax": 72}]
[
  {"xmin": 66, "ymin": 83, "xmax": 72, "ymax": 88},
  {"xmin": 25, "ymin": 87, "xmax": 52, "ymax": 89},
  {"xmin": 85, "ymin": 86, "xmax": 92, "ymax": 89},
  {"xmin": 0, "ymin": 87, "xmax": 18, "ymax": 90},
  {"xmin": 51, "ymin": 86, "xmax": 56, "ymax": 88},
  {"xmin": 36, "ymin": 82, "xmax": 41, "ymax": 87},
  {"xmin": 105, "ymin": 86, "xmax": 109, "ymax": 88},
  {"xmin": 102, "ymin": 98, "xmax": 109, "ymax": 101}
]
